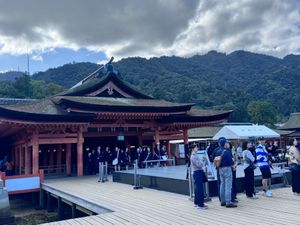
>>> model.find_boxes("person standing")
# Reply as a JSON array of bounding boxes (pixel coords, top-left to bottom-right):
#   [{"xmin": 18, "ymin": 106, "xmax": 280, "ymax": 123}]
[
  {"xmin": 190, "ymin": 144, "xmax": 208, "ymax": 209},
  {"xmin": 242, "ymin": 141, "xmax": 257, "ymax": 199},
  {"xmin": 215, "ymin": 138, "xmax": 237, "ymax": 208},
  {"xmin": 288, "ymin": 139, "xmax": 300, "ymax": 195},
  {"xmin": 255, "ymin": 137, "xmax": 272, "ymax": 197}
]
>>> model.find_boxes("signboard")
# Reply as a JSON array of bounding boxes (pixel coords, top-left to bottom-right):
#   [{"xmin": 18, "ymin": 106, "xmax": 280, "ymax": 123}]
[
  {"xmin": 196, "ymin": 150, "xmax": 216, "ymax": 179},
  {"xmin": 179, "ymin": 144, "xmax": 185, "ymax": 158},
  {"xmin": 117, "ymin": 135, "xmax": 125, "ymax": 141}
]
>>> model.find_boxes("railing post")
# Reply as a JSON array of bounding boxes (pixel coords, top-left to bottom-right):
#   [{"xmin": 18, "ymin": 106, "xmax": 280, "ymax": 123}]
[
  {"xmin": 188, "ymin": 166, "xmax": 194, "ymax": 200},
  {"xmin": 0, "ymin": 172, "xmax": 5, "ymax": 187},
  {"xmin": 98, "ymin": 162, "xmax": 108, "ymax": 183},
  {"xmin": 133, "ymin": 160, "xmax": 142, "ymax": 190}
]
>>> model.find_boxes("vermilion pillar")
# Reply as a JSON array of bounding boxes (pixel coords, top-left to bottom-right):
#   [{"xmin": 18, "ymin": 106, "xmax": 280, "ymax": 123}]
[
  {"xmin": 24, "ymin": 143, "xmax": 31, "ymax": 175},
  {"xmin": 14, "ymin": 147, "xmax": 19, "ymax": 174},
  {"xmin": 183, "ymin": 128, "xmax": 188, "ymax": 145},
  {"xmin": 77, "ymin": 130, "xmax": 84, "ymax": 176},
  {"xmin": 32, "ymin": 133, "xmax": 39, "ymax": 174},
  {"xmin": 183, "ymin": 128, "xmax": 189, "ymax": 164},
  {"xmin": 166, "ymin": 140, "xmax": 171, "ymax": 158},
  {"xmin": 49, "ymin": 148, "xmax": 54, "ymax": 172},
  {"xmin": 19, "ymin": 146, "xmax": 24, "ymax": 174},
  {"xmin": 138, "ymin": 129, "xmax": 143, "ymax": 146},
  {"xmin": 155, "ymin": 129, "xmax": 160, "ymax": 149},
  {"xmin": 66, "ymin": 144, "xmax": 72, "ymax": 176},
  {"xmin": 57, "ymin": 144, "xmax": 62, "ymax": 173}
]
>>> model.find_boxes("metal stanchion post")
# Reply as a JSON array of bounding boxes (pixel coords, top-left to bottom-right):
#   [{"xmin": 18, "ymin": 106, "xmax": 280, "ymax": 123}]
[
  {"xmin": 133, "ymin": 161, "xmax": 142, "ymax": 190},
  {"xmin": 105, "ymin": 162, "xmax": 108, "ymax": 179},
  {"xmin": 204, "ymin": 181, "xmax": 212, "ymax": 202},
  {"xmin": 98, "ymin": 162, "xmax": 103, "ymax": 182},
  {"xmin": 188, "ymin": 166, "xmax": 194, "ymax": 201},
  {"xmin": 98, "ymin": 162, "xmax": 108, "ymax": 183}
]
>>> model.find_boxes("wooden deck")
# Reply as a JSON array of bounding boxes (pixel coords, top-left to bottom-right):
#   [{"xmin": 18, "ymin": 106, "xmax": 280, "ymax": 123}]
[{"xmin": 41, "ymin": 176, "xmax": 300, "ymax": 225}]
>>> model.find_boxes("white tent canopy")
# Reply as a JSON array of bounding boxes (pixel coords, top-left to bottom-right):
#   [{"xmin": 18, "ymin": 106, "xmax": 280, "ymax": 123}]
[{"xmin": 212, "ymin": 125, "xmax": 280, "ymax": 140}]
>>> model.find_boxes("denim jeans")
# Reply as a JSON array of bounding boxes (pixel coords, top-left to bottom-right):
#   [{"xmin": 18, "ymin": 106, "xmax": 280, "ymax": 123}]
[
  {"xmin": 193, "ymin": 170, "xmax": 204, "ymax": 207},
  {"xmin": 219, "ymin": 166, "xmax": 233, "ymax": 204}
]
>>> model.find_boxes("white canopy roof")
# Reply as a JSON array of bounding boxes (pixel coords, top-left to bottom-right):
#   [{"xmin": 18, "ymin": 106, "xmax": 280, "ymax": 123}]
[{"xmin": 212, "ymin": 125, "xmax": 280, "ymax": 140}]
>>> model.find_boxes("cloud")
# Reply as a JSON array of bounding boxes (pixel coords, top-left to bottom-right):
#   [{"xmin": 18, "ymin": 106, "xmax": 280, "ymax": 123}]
[
  {"xmin": 0, "ymin": 0, "xmax": 299, "ymax": 59},
  {"xmin": 32, "ymin": 54, "xmax": 43, "ymax": 62}
]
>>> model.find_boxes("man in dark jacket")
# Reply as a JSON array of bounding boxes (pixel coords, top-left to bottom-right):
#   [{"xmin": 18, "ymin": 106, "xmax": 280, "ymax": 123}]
[{"xmin": 215, "ymin": 138, "xmax": 237, "ymax": 208}]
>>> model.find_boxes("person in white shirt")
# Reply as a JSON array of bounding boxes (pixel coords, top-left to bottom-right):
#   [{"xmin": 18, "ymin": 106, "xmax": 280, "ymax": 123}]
[{"xmin": 242, "ymin": 141, "xmax": 257, "ymax": 199}]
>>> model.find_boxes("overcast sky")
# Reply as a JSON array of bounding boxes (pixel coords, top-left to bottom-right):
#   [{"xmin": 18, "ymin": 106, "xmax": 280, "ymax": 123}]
[{"xmin": 0, "ymin": 0, "xmax": 300, "ymax": 73}]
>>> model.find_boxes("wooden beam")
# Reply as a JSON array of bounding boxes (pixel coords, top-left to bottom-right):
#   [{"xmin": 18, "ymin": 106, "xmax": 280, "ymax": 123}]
[{"xmin": 37, "ymin": 138, "xmax": 78, "ymax": 145}]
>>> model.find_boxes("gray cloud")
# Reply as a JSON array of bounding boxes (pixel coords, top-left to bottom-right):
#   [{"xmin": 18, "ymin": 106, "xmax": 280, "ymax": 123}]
[{"xmin": 0, "ymin": 0, "xmax": 299, "ymax": 58}]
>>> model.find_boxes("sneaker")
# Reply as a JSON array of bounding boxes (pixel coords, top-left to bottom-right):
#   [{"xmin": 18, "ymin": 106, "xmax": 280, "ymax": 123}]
[
  {"xmin": 196, "ymin": 204, "xmax": 208, "ymax": 209},
  {"xmin": 226, "ymin": 203, "xmax": 237, "ymax": 208},
  {"xmin": 265, "ymin": 191, "xmax": 273, "ymax": 197},
  {"xmin": 232, "ymin": 199, "xmax": 239, "ymax": 203},
  {"xmin": 251, "ymin": 194, "xmax": 258, "ymax": 199},
  {"xmin": 220, "ymin": 202, "xmax": 226, "ymax": 206}
]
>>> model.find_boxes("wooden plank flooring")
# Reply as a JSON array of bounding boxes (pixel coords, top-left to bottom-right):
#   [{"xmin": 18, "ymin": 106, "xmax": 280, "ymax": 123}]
[{"xmin": 41, "ymin": 176, "xmax": 300, "ymax": 225}]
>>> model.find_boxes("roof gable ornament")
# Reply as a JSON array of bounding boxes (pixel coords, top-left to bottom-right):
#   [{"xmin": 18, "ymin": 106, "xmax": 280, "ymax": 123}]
[
  {"xmin": 107, "ymin": 87, "xmax": 114, "ymax": 95},
  {"xmin": 62, "ymin": 56, "xmax": 153, "ymax": 99}
]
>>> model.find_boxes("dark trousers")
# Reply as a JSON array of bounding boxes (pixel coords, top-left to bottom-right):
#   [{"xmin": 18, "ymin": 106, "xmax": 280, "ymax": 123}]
[
  {"xmin": 216, "ymin": 169, "xmax": 221, "ymax": 201},
  {"xmin": 231, "ymin": 169, "xmax": 237, "ymax": 201},
  {"xmin": 244, "ymin": 167, "xmax": 255, "ymax": 197},
  {"xmin": 291, "ymin": 169, "xmax": 300, "ymax": 193},
  {"xmin": 193, "ymin": 170, "xmax": 204, "ymax": 207}
]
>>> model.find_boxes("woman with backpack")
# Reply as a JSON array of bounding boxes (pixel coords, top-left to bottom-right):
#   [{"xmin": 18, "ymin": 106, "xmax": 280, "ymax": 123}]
[{"xmin": 242, "ymin": 141, "xmax": 257, "ymax": 199}]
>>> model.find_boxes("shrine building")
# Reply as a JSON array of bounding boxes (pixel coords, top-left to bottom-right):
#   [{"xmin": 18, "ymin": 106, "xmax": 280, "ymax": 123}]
[{"xmin": 0, "ymin": 61, "xmax": 231, "ymax": 176}]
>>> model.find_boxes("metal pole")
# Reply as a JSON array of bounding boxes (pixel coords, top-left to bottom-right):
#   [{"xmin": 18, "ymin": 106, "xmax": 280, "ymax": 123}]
[
  {"xmin": 188, "ymin": 166, "xmax": 194, "ymax": 200},
  {"xmin": 98, "ymin": 162, "xmax": 102, "ymax": 182},
  {"xmin": 105, "ymin": 162, "xmax": 108, "ymax": 179},
  {"xmin": 204, "ymin": 182, "xmax": 212, "ymax": 202},
  {"xmin": 133, "ymin": 160, "xmax": 142, "ymax": 190}
]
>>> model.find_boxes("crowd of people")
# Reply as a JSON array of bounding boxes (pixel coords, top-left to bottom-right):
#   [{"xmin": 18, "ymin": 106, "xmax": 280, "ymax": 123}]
[
  {"xmin": 190, "ymin": 136, "xmax": 300, "ymax": 210},
  {"xmin": 83, "ymin": 145, "xmax": 168, "ymax": 174}
]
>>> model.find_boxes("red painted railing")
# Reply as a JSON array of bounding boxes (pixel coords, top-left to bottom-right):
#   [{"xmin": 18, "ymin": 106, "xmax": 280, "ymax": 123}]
[{"xmin": 0, "ymin": 169, "xmax": 44, "ymax": 195}]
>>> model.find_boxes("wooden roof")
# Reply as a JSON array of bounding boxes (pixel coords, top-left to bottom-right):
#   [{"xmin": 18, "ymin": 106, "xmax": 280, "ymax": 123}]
[
  {"xmin": 279, "ymin": 113, "xmax": 300, "ymax": 130},
  {"xmin": 0, "ymin": 62, "xmax": 231, "ymax": 124}
]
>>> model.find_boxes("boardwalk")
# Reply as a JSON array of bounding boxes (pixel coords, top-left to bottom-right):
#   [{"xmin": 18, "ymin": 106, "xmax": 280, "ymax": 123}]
[{"xmin": 42, "ymin": 176, "xmax": 299, "ymax": 225}]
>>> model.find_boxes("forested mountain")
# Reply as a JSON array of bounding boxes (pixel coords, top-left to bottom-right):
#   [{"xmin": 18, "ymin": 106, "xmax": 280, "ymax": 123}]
[
  {"xmin": 30, "ymin": 51, "xmax": 300, "ymax": 123},
  {"xmin": 0, "ymin": 71, "xmax": 23, "ymax": 81}
]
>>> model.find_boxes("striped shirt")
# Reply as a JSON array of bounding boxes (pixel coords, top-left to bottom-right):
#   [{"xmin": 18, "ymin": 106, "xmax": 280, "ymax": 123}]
[{"xmin": 255, "ymin": 144, "xmax": 270, "ymax": 169}]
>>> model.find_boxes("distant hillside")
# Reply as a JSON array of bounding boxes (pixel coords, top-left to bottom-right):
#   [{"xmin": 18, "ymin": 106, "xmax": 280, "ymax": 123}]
[
  {"xmin": 31, "ymin": 51, "xmax": 300, "ymax": 122},
  {"xmin": 0, "ymin": 71, "xmax": 24, "ymax": 81}
]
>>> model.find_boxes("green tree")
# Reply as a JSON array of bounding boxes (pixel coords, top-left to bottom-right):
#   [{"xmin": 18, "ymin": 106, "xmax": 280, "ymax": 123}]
[
  {"xmin": 31, "ymin": 80, "xmax": 47, "ymax": 99},
  {"xmin": 45, "ymin": 83, "xmax": 65, "ymax": 96},
  {"xmin": 13, "ymin": 74, "xmax": 31, "ymax": 98},
  {"xmin": 247, "ymin": 101, "xmax": 276, "ymax": 125}
]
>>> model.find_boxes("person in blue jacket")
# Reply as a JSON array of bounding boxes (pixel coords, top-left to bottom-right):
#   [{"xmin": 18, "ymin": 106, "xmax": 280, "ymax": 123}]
[{"xmin": 215, "ymin": 138, "xmax": 237, "ymax": 208}]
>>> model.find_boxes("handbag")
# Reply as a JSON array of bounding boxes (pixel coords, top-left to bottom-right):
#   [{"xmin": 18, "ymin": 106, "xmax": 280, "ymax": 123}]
[
  {"xmin": 213, "ymin": 150, "xmax": 226, "ymax": 168},
  {"xmin": 162, "ymin": 155, "xmax": 168, "ymax": 160},
  {"xmin": 112, "ymin": 158, "xmax": 118, "ymax": 165},
  {"xmin": 289, "ymin": 163, "xmax": 300, "ymax": 172},
  {"xmin": 112, "ymin": 150, "xmax": 120, "ymax": 165},
  {"xmin": 248, "ymin": 160, "xmax": 257, "ymax": 170}
]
